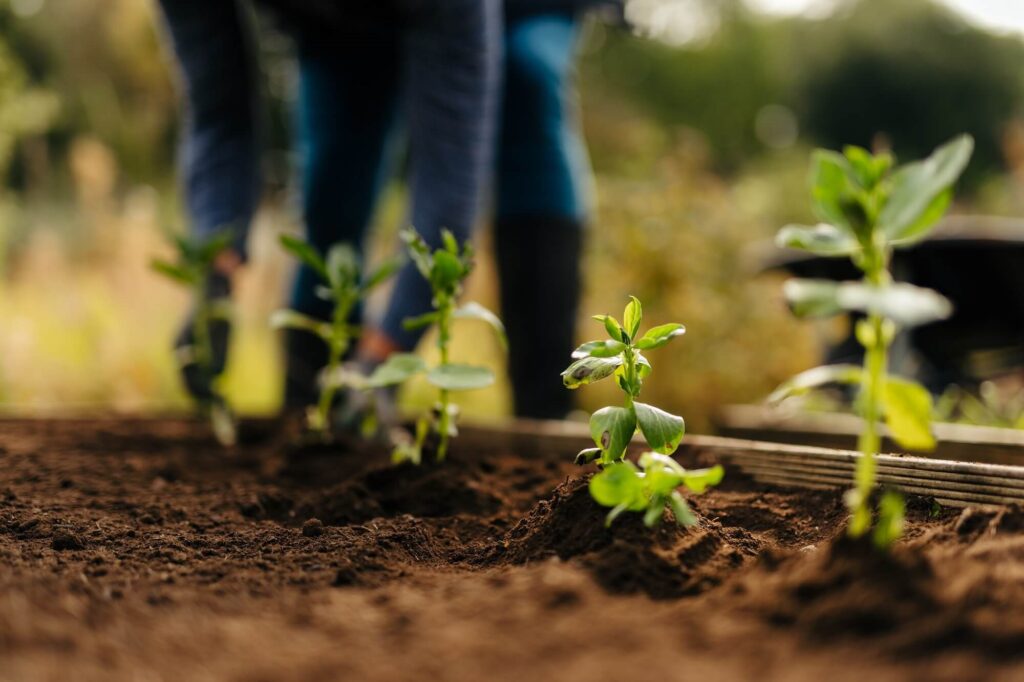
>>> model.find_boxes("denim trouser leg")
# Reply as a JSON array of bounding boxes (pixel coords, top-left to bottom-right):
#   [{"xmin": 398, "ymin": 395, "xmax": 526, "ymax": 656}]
[
  {"xmin": 495, "ymin": 13, "xmax": 591, "ymax": 417},
  {"xmin": 157, "ymin": 0, "xmax": 261, "ymax": 259},
  {"xmin": 497, "ymin": 13, "xmax": 592, "ymax": 222},
  {"xmin": 290, "ymin": 31, "xmax": 403, "ymax": 322},
  {"xmin": 379, "ymin": 0, "xmax": 503, "ymax": 351}
]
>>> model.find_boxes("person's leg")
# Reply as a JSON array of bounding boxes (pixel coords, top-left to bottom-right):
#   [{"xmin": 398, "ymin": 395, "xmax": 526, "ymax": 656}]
[
  {"xmin": 157, "ymin": 0, "xmax": 261, "ymax": 259},
  {"xmin": 283, "ymin": 28, "xmax": 403, "ymax": 407},
  {"xmin": 495, "ymin": 13, "xmax": 592, "ymax": 419},
  {"xmin": 377, "ymin": 0, "xmax": 503, "ymax": 351}
]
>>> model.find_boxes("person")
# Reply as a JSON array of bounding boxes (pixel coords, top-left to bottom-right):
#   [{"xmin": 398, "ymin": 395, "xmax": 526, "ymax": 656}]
[
  {"xmin": 494, "ymin": 0, "xmax": 613, "ymax": 419},
  {"xmin": 155, "ymin": 0, "xmax": 501, "ymax": 409},
  {"xmin": 161, "ymin": 0, "xmax": 619, "ymax": 428}
]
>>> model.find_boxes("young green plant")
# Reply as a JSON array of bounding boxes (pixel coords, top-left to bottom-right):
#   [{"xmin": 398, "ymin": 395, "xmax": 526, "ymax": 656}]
[
  {"xmin": 771, "ymin": 135, "xmax": 972, "ymax": 548},
  {"xmin": 270, "ymin": 235, "xmax": 401, "ymax": 437},
  {"xmin": 562, "ymin": 297, "xmax": 723, "ymax": 527},
  {"xmin": 151, "ymin": 230, "xmax": 236, "ymax": 446},
  {"xmin": 365, "ymin": 228, "xmax": 506, "ymax": 464}
]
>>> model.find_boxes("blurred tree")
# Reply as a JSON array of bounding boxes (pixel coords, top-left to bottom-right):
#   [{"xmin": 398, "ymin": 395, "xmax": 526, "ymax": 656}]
[{"xmin": 793, "ymin": 0, "xmax": 1024, "ymax": 185}]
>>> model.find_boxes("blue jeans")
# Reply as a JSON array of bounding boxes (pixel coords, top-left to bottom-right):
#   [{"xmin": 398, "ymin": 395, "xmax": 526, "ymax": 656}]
[
  {"xmin": 158, "ymin": 0, "xmax": 501, "ymax": 351},
  {"xmin": 498, "ymin": 13, "xmax": 592, "ymax": 222}
]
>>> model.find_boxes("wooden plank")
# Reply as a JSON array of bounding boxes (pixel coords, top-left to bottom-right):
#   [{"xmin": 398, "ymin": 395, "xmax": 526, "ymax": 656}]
[
  {"xmin": 715, "ymin": 404, "xmax": 1024, "ymax": 466},
  {"xmin": 456, "ymin": 418, "xmax": 1024, "ymax": 508}
]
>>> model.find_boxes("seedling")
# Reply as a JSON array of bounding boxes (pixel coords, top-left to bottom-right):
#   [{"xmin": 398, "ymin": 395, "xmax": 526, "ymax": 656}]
[
  {"xmin": 771, "ymin": 135, "xmax": 972, "ymax": 548},
  {"xmin": 270, "ymin": 235, "xmax": 401, "ymax": 437},
  {"xmin": 365, "ymin": 228, "xmax": 506, "ymax": 464},
  {"xmin": 562, "ymin": 297, "xmax": 723, "ymax": 527},
  {"xmin": 151, "ymin": 230, "xmax": 236, "ymax": 446}
]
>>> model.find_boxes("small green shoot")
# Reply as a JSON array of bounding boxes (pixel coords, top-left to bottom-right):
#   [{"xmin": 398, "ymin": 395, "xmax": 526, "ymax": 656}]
[
  {"xmin": 771, "ymin": 134, "xmax": 972, "ymax": 549},
  {"xmin": 270, "ymin": 235, "xmax": 401, "ymax": 438},
  {"xmin": 151, "ymin": 230, "xmax": 236, "ymax": 447},
  {"xmin": 366, "ymin": 228, "xmax": 506, "ymax": 464},
  {"xmin": 563, "ymin": 297, "xmax": 723, "ymax": 526}
]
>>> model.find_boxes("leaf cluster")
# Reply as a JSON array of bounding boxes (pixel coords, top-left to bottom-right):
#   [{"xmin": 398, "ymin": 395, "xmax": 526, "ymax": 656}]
[
  {"xmin": 773, "ymin": 136, "xmax": 973, "ymax": 452},
  {"xmin": 151, "ymin": 230, "xmax": 234, "ymax": 288},
  {"xmin": 269, "ymin": 235, "xmax": 401, "ymax": 436},
  {"xmin": 563, "ymin": 297, "xmax": 721, "ymax": 527},
  {"xmin": 367, "ymin": 229, "xmax": 505, "ymax": 464},
  {"xmin": 150, "ymin": 229, "xmax": 236, "ymax": 446}
]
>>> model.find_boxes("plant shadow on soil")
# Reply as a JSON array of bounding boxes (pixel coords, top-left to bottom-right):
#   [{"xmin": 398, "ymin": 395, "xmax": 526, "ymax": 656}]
[{"xmin": 2, "ymin": 418, "xmax": 1024, "ymax": 680}]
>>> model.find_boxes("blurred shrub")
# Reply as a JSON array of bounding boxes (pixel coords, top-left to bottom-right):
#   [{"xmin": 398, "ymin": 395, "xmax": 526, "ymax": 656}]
[
  {"xmin": 793, "ymin": 0, "xmax": 1024, "ymax": 186},
  {"xmin": 582, "ymin": 0, "xmax": 1024, "ymax": 183},
  {"xmin": 577, "ymin": 136, "xmax": 817, "ymax": 431}
]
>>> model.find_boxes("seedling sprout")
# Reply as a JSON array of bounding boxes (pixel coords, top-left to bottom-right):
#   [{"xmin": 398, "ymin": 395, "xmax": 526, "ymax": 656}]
[
  {"xmin": 270, "ymin": 235, "xmax": 401, "ymax": 438},
  {"xmin": 771, "ymin": 135, "xmax": 973, "ymax": 548},
  {"xmin": 366, "ymin": 228, "xmax": 506, "ymax": 464},
  {"xmin": 563, "ymin": 297, "xmax": 723, "ymax": 527},
  {"xmin": 151, "ymin": 230, "xmax": 237, "ymax": 447}
]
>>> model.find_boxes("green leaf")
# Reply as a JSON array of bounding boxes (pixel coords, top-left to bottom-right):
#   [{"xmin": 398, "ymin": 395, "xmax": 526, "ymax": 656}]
[
  {"xmin": 769, "ymin": 364, "xmax": 863, "ymax": 403},
  {"xmin": 635, "ymin": 353, "xmax": 652, "ymax": 379},
  {"xmin": 572, "ymin": 340, "xmax": 627, "ymax": 359},
  {"xmin": 680, "ymin": 465, "xmax": 725, "ymax": 494},
  {"xmin": 623, "ymin": 296, "xmax": 642, "ymax": 339},
  {"xmin": 431, "ymin": 250, "xmax": 464, "ymax": 291},
  {"xmin": 279, "ymin": 235, "xmax": 328, "ymax": 281},
  {"xmin": 776, "ymin": 223, "xmax": 859, "ymax": 257},
  {"xmin": 668, "ymin": 491, "xmax": 698, "ymax": 527},
  {"xmin": 574, "ymin": 447, "xmax": 603, "ymax": 466},
  {"xmin": 453, "ymin": 302, "xmax": 507, "ymax": 350},
  {"xmin": 639, "ymin": 452, "xmax": 684, "ymax": 496},
  {"xmin": 785, "ymin": 279, "xmax": 953, "ymax": 328},
  {"xmin": 441, "ymin": 229, "xmax": 460, "ymax": 254},
  {"xmin": 882, "ymin": 376, "xmax": 936, "ymax": 451},
  {"xmin": 589, "ymin": 461, "xmax": 646, "ymax": 511},
  {"xmin": 887, "ymin": 189, "xmax": 951, "ymax": 248},
  {"xmin": 562, "ymin": 356, "xmax": 623, "ymax": 389},
  {"xmin": 783, "ymin": 278, "xmax": 843, "ymax": 318},
  {"xmin": 635, "ymin": 323, "xmax": 686, "ymax": 350},
  {"xmin": 363, "ymin": 256, "xmax": 403, "ymax": 291},
  {"xmin": 811, "ymin": 150, "xmax": 858, "ymax": 230},
  {"xmin": 269, "ymin": 310, "xmax": 331, "ymax": 340},
  {"xmin": 589, "ymin": 406, "xmax": 636, "ymax": 460},
  {"xmin": 836, "ymin": 282, "xmax": 953, "ymax": 328},
  {"xmin": 633, "ymin": 402, "xmax": 685, "ymax": 455},
  {"xmin": 594, "ymin": 315, "xmax": 624, "ymax": 342},
  {"xmin": 844, "ymin": 145, "xmax": 892, "ymax": 187},
  {"xmin": 879, "ymin": 134, "xmax": 973, "ymax": 244},
  {"xmin": 326, "ymin": 243, "xmax": 359, "ymax": 291},
  {"xmin": 873, "ymin": 490, "xmax": 906, "ymax": 549},
  {"xmin": 643, "ymin": 499, "xmax": 666, "ymax": 527},
  {"xmin": 367, "ymin": 353, "xmax": 426, "ymax": 388},
  {"xmin": 401, "ymin": 228, "xmax": 433, "ymax": 278},
  {"xmin": 426, "ymin": 364, "xmax": 494, "ymax": 391},
  {"xmin": 403, "ymin": 311, "xmax": 440, "ymax": 331},
  {"xmin": 151, "ymin": 259, "xmax": 196, "ymax": 286}
]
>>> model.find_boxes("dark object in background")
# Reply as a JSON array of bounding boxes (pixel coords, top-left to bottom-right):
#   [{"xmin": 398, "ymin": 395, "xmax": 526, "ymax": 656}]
[
  {"xmin": 770, "ymin": 216, "xmax": 1024, "ymax": 391},
  {"xmin": 496, "ymin": 217, "xmax": 582, "ymax": 419}
]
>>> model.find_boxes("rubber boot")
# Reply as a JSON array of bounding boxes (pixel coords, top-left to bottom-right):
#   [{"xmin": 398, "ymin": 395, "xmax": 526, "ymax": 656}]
[{"xmin": 495, "ymin": 216, "xmax": 583, "ymax": 419}]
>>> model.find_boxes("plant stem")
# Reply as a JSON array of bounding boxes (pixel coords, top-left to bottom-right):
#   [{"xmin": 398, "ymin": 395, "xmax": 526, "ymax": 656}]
[
  {"xmin": 436, "ymin": 295, "xmax": 452, "ymax": 461},
  {"xmin": 852, "ymin": 243, "xmax": 890, "ymax": 535},
  {"xmin": 193, "ymin": 281, "xmax": 214, "ymax": 402},
  {"xmin": 315, "ymin": 295, "xmax": 354, "ymax": 439}
]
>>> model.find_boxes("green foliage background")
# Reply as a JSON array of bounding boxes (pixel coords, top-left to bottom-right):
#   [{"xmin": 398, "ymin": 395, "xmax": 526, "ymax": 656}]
[{"xmin": 1, "ymin": 0, "xmax": 1023, "ymax": 429}]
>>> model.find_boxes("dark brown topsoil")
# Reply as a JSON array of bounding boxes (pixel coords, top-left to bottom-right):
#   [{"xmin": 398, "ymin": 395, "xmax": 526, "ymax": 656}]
[{"xmin": 1, "ymin": 418, "xmax": 1023, "ymax": 682}]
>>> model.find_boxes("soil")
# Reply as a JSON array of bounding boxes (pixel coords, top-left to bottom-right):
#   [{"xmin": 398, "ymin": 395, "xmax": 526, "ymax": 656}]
[{"xmin": 1, "ymin": 418, "xmax": 1023, "ymax": 681}]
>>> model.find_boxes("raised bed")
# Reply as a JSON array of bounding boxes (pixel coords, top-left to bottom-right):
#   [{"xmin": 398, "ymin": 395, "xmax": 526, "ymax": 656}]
[
  {"xmin": 1, "ymin": 417, "xmax": 1023, "ymax": 680},
  {"xmin": 716, "ymin": 403, "xmax": 1024, "ymax": 466}
]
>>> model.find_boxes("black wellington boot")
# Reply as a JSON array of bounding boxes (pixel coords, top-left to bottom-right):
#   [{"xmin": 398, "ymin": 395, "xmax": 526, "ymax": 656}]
[{"xmin": 495, "ymin": 216, "xmax": 583, "ymax": 420}]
